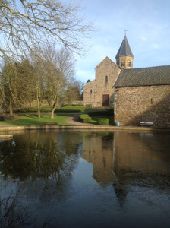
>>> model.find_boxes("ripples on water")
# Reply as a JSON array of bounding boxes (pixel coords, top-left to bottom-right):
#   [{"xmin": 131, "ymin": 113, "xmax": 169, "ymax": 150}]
[{"xmin": 0, "ymin": 130, "xmax": 170, "ymax": 228}]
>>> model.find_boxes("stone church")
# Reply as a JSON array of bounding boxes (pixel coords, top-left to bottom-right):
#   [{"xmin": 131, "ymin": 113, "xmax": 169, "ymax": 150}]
[
  {"xmin": 83, "ymin": 35, "xmax": 170, "ymax": 128},
  {"xmin": 83, "ymin": 35, "xmax": 134, "ymax": 107}
]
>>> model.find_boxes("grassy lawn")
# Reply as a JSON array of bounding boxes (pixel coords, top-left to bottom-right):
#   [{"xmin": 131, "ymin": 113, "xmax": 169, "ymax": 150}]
[
  {"xmin": 0, "ymin": 106, "xmax": 114, "ymax": 126},
  {"xmin": 0, "ymin": 115, "xmax": 68, "ymax": 126}
]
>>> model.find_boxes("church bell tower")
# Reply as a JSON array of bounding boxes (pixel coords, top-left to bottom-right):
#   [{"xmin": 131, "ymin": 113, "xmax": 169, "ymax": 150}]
[{"xmin": 115, "ymin": 34, "xmax": 134, "ymax": 69}]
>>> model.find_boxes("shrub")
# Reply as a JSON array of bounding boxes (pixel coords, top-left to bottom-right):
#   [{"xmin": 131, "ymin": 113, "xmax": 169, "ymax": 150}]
[
  {"xmin": 56, "ymin": 105, "xmax": 84, "ymax": 113},
  {"xmin": 84, "ymin": 108, "xmax": 114, "ymax": 117},
  {"xmin": 95, "ymin": 118, "xmax": 109, "ymax": 125},
  {"xmin": 56, "ymin": 109, "xmax": 81, "ymax": 113},
  {"xmin": 79, "ymin": 114, "xmax": 96, "ymax": 124}
]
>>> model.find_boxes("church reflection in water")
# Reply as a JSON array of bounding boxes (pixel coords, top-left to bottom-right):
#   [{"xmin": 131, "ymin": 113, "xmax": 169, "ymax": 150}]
[{"xmin": 82, "ymin": 131, "xmax": 170, "ymax": 204}]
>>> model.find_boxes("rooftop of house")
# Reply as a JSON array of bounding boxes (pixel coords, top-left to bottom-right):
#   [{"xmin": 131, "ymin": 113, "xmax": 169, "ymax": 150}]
[{"xmin": 115, "ymin": 65, "xmax": 170, "ymax": 87}]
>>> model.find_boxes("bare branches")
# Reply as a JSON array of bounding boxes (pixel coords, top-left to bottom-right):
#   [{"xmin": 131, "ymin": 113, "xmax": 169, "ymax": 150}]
[{"xmin": 0, "ymin": 0, "xmax": 90, "ymax": 58}]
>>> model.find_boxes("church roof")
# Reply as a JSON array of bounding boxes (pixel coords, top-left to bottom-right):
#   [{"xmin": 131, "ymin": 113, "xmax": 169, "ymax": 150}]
[
  {"xmin": 115, "ymin": 65, "xmax": 170, "ymax": 87},
  {"xmin": 115, "ymin": 35, "xmax": 134, "ymax": 59}
]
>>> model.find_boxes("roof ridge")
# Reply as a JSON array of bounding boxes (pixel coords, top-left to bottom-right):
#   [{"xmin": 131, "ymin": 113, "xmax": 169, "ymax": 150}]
[
  {"xmin": 124, "ymin": 65, "xmax": 170, "ymax": 70},
  {"xmin": 115, "ymin": 65, "xmax": 170, "ymax": 88}
]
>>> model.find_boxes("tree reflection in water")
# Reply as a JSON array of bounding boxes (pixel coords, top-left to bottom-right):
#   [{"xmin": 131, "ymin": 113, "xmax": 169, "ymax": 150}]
[
  {"xmin": 0, "ymin": 131, "xmax": 82, "ymax": 181},
  {"xmin": 0, "ymin": 130, "xmax": 82, "ymax": 227}
]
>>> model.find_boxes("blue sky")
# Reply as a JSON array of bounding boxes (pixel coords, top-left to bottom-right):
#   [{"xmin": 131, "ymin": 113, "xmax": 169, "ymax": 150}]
[{"xmin": 72, "ymin": 0, "xmax": 170, "ymax": 82}]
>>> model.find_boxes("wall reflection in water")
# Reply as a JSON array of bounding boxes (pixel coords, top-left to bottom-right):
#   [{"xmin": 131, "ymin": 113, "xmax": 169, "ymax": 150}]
[
  {"xmin": 82, "ymin": 131, "xmax": 170, "ymax": 204},
  {"xmin": 83, "ymin": 132, "xmax": 114, "ymax": 185}
]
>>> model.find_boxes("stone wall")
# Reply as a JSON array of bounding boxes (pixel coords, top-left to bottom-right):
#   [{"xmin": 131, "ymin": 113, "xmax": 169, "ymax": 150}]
[
  {"xmin": 83, "ymin": 57, "xmax": 120, "ymax": 107},
  {"xmin": 115, "ymin": 85, "xmax": 170, "ymax": 128},
  {"xmin": 83, "ymin": 80, "xmax": 96, "ymax": 106},
  {"xmin": 117, "ymin": 55, "xmax": 134, "ymax": 69}
]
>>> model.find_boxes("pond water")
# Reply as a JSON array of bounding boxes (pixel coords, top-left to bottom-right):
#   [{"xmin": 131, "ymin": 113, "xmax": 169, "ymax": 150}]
[{"xmin": 0, "ymin": 130, "xmax": 170, "ymax": 228}]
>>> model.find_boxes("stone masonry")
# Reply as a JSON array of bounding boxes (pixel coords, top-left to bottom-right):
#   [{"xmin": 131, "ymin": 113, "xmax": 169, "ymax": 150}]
[
  {"xmin": 83, "ymin": 35, "xmax": 133, "ymax": 107},
  {"xmin": 83, "ymin": 57, "xmax": 120, "ymax": 107},
  {"xmin": 115, "ymin": 85, "xmax": 170, "ymax": 128}
]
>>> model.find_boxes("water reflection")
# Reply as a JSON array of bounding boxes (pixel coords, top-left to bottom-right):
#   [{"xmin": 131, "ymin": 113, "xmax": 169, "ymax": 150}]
[
  {"xmin": 0, "ymin": 131, "xmax": 81, "ymax": 180},
  {"xmin": 83, "ymin": 131, "xmax": 170, "ymax": 183},
  {"xmin": 0, "ymin": 130, "xmax": 170, "ymax": 227},
  {"xmin": 83, "ymin": 131, "xmax": 170, "ymax": 207},
  {"xmin": 83, "ymin": 132, "xmax": 114, "ymax": 185}
]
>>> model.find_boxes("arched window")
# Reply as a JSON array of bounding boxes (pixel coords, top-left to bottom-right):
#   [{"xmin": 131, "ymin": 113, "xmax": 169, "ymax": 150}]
[
  {"xmin": 128, "ymin": 61, "xmax": 131, "ymax": 67},
  {"xmin": 90, "ymin": 89, "xmax": 92, "ymax": 95},
  {"xmin": 105, "ymin": 76, "xmax": 108, "ymax": 87},
  {"xmin": 121, "ymin": 62, "xmax": 125, "ymax": 67}
]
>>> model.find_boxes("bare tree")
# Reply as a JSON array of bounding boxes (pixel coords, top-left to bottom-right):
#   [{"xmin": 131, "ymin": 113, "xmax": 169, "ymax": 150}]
[
  {"xmin": 30, "ymin": 44, "xmax": 75, "ymax": 119},
  {"xmin": 0, "ymin": 0, "xmax": 89, "ymax": 58}
]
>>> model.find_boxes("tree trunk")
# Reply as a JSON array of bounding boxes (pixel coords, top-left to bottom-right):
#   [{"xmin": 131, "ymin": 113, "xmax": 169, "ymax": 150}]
[
  {"xmin": 51, "ymin": 99, "xmax": 58, "ymax": 119},
  {"xmin": 9, "ymin": 99, "xmax": 13, "ymax": 116},
  {"xmin": 36, "ymin": 86, "xmax": 41, "ymax": 118},
  {"xmin": 51, "ymin": 107, "xmax": 56, "ymax": 119}
]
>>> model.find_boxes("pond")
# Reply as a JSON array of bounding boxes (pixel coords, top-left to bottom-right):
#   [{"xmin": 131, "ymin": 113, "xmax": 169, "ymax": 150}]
[{"xmin": 0, "ymin": 130, "xmax": 170, "ymax": 228}]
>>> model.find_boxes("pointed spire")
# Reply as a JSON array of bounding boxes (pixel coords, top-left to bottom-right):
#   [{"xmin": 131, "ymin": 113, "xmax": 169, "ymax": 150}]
[{"xmin": 115, "ymin": 35, "xmax": 134, "ymax": 60}]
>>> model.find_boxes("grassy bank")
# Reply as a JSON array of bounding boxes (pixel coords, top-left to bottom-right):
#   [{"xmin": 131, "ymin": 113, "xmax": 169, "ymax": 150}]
[
  {"xmin": 0, "ymin": 106, "xmax": 114, "ymax": 126},
  {"xmin": 0, "ymin": 115, "xmax": 68, "ymax": 126}
]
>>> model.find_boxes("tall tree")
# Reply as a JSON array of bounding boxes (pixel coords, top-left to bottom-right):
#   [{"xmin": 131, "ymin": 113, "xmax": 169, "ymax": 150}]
[
  {"xmin": 1, "ymin": 60, "xmax": 18, "ymax": 115},
  {"xmin": 30, "ymin": 44, "xmax": 75, "ymax": 118},
  {"xmin": 1, "ymin": 58, "xmax": 35, "ymax": 115}
]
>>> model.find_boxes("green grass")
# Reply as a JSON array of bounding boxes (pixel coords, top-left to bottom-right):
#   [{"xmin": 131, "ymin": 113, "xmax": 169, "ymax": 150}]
[
  {"xmin": 0, "ymin": 105, "xmax": 114, "ymax": 126},
  {"xmin": 16, "ymin": 105, "xmax": 85, "ymax": 114},
  {"xmin": 0, "ymin": 115, "xmax": 68, "ymax": 126}
]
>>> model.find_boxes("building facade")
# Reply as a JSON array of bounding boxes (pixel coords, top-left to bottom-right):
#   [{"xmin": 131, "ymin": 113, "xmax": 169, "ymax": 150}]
[
  {"xmin": 114, "ymin": 66, "xmax": 170, "ymax": 128},
  {"xmin": 83, "ymin": 35, "xmax": 134, "ymax": 107}
]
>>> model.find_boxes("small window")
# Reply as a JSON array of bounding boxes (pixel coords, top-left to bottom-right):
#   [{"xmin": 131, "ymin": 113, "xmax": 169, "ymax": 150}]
[
  {"xmin": 90, "ymin": 89, "xmax": 92, "ymax": 95},
  {"xmin": 121, "ymin": 62, "xmax": 125, "ymax": 67},
  {"xmin": 105, "ymin": 76, "xmax": 108, "ymax": 87},
  {"xmin": 128, "ymin": 61, "xmax": 131, "ymax": 67}
]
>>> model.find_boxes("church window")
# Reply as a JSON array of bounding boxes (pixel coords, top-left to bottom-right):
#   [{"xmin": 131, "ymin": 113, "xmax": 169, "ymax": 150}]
[
  {"xmin": 105, "ymin": 76, "xmax": 108, "ymax": 87},
  {"xmin": 128, "ymin": 61, "xmax": 132, "ymax": 67},
  {"xmin": 121, "ymin": 62, "xmax": 125, "ymax": 67}
]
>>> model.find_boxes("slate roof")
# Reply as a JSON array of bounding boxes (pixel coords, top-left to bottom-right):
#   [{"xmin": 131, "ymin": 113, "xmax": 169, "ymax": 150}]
[
  {"xmin": 115, "ymin": 35, "xmax": 134, "ymax": 59},
  {"xmin": 115, "ymin": 65, "xmax": 170, "ymax": 88}
]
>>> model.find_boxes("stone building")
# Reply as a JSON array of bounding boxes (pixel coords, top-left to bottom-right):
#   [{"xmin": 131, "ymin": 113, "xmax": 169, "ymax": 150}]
[
  {"xmin": 114, "ymin": 66, "xmax": 170, "ymax": 128},
  {"xmin": 83, "ymin": 35, "xmax": 134, "ymax": 107}
]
